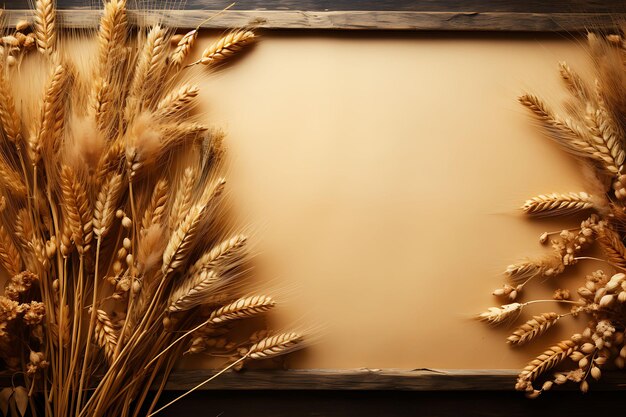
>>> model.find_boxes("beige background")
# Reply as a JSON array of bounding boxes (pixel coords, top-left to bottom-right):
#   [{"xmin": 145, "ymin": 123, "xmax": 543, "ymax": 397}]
[{"xmin": 183, "ymin": 32, "xmax": 606, "ymax": 370}]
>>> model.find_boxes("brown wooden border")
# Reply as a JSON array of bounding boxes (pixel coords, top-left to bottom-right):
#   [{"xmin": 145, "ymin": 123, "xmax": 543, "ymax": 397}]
[
  {"xmin": 162, "ymin": 369, "xmax": 626, "ymax": 391},
  {"xmin": 5, "ymin": 0, "xmax": 626, "ymax": 32}
]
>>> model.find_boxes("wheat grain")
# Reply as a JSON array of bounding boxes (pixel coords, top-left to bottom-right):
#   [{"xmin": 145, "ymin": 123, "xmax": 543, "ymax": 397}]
[
  {"xmin": 507, "ymin": 312, "xmax": 561, "ymax": 346},
  {"xmin": 247, "ymin": 332, "xmax": 303, "ymax": 360},
  {"xmin": 33, "ymin": 0, "xmax": 56, "ymax": 56},
  {"xmin": 199, "ymin": 30, "xmax": 255, "ymax": 66},
  {"xmin": 208, "ymin": 295, "xmax": 275, "ymax": 324},
  {"xmin": 522, "ymin": 192, "xmax": 594, "ymax": 216}
]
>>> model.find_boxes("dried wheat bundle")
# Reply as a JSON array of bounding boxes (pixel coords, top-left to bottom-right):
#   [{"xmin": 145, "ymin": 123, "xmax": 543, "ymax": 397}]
[
  {"xmin": 480, "ymin": 28, "xmax": 626, "ymax": 397},
  {"xmin": 0, "ymin": 2, "xmax": 303, "ymax": 416}
]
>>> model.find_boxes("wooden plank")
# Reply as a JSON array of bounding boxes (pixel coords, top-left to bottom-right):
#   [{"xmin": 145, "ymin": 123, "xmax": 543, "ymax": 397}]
[
  {"xmin": 4, "ymin": 0, "xmax": 626, "ymax": 13},
  {"xmin": 2, "ymin": 9, "xmax": 625, "ymax": 31},
  {"xmin": 2, "ymin": 368, "xmax": 626, "ymax": 391},
  {"xmin": 161, "ymin": 368, "xmax": 626, "ymax": 391}
]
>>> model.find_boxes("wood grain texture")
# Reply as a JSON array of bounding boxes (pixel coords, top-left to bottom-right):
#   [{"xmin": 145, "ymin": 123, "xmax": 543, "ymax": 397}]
[
  {"xmin": 2, "ymin": 3, "xmax": 625, "ymax": 30},
  {"xmin": 4, "ymin": 0, "xmax": 626, "ymax": 13},
  {"xmin": 162, "ymin": 368, "xmax": 626, "ymax": 391}
]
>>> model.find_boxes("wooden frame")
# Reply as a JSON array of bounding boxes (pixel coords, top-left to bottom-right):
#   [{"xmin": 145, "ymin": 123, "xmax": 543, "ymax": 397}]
[
  {"xmin": 163, "ymin": 369, "xmax": 626, "ymax": 391},
  {"xmin": 2, "ymin": 1, "xmax": 626, "ymax": 407},
  {"xmin": 2, "ymin": 1, "xmax": 626, "ymax": 31}
]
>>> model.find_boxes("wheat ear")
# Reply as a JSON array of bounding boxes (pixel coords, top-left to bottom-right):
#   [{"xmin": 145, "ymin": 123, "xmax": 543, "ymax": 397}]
[
  {"xmin": 246, "ymin": 332, "xmax": 303, "ymax": 360},
  {"xmin": 0, "ymin": 70, "xmax": 22, "ymax": 144},
  {"xmin": 478, "ymin": 303, "xmax": 523, "ymax": 325},
  {"xmin": 170, "ymin": 29, "xmax": 197, "ymax": 69},
  {"xmin": 0, "ymin": 160, "xmax": 27, "ymax": 198},
  {"xmin": 94, "ymin": 310, "xmax": 118, "ymax": 363},
  {"xmin": 156, "ymin": 84, "xmax": 199, "ymax": 121},
  {"xmin": 93, "ymin": 174, "xmax": 123, "ymax": 239},
  {"xmin": 198, "ymin": 30, "xmax": 255, "ymax": 66},
  {"xmin": 516, "ymin": 339, "xmax": 578, "ymax": 391},
  {"xmin": 60, "ymin": 165, "xmax": 93, "ymax": 254},
  {"xmin": 167, "ymin": 270, "xmax": 220, "ymax": 312},
  {"xmin": 518, "ymin": 94, "xmax": 603, "ymax": 164},
  {"xmin": 141, "ymin": 179, "xmax": 169, "ymax": 230},
  {"xmin": 522, "ymin": 192, "xmax": 594, "ymax": 216},
  {"xmin": 558, "ymin": 62, "xmax": 591, "ymax": 100},
  {"xmin": 162, "ymin": 204, "xmax": 203, "ymax": 276},
  {"xmin": 584, "ymin": 106, "xmax": 625, "ymax": 175},
  {"xmin": 37, "ymin": 64, "xmax": 69, "ymax": 161},
  {"xmin": 168, "ymin": 167, "xmax": 196, "ymax": 230},
  {"xmin": 507, "ymin": 312, "xmax": 561, "ymax": 346},
  {"xmin": 129, "ymin": 25, "xmax": 168, "ymax": 107},
  {"xmin": 188, "ymin": 235, "xmax": 248, "ymax": 277},
  {"xmin": 33, "ymin": 0, "xmax": 56, "ymax": 56},
  {"xmin": 597, "ymin": 226, "xmax": 626, "ymax": 269},
  {"xmin": 97, "ymin": 0, "xmax": 127, "ymax": 74},
  {"xmin": 208, "ymin": 295, "xmax": 275, "ymax": 324},
  {"xmin": 0, "ymin": 224, "xmax": 23, "ymax": 276}
]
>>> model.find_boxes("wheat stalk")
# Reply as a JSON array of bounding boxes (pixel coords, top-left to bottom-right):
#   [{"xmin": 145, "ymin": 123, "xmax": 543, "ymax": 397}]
[
  {"xmin": 519, "ymin": 94, "xmax": 605, "ymax": 165},
  {"xmin": 156, "ymin": 84, "xmax": 199, "ymax": 121},
  {"xmin": 60, "ymin": 165, "xmax": 92, "ymax": 254},
  {"xmin": 33, "ymin": 0, "xmax": 56, "ymax": 56},
  {"xmin": 246, "ymin": 332, "xmax": 303, "ymax": 360},
  {"xmin": 39, "ymin": 64, "xmax": 70, "ymax": 158},
  {"xmin": 0, "ymin": 71, "xmax": 22, "ymax": 144},
  {"xmin": 516, "ymin": 339, "xmax": 578, "ymax": 392},
  {"xmin": 188, "ymin": 235, "xmax": 248, "ymax": 277},
  {"xmin": 170, "ymin": 29, "xmax": 197, "ymax": 69},
  {"xmin": 128, "ymin": 25, "xmax": 167, "ymax": 109},
  {"xmin": 597, "ymin": 226, "xmax": 626, "ymax": 269},
  {"xmin": 507, "ymin": 312, "xmax": 561, "ymax": 346},
  {"xmin": 0, "ymin": 225, "xmax": 23, "ymax": 276},
  {"xmin": 162, "ymin": 204, "xmax": 203, "ymax": 276},
  {"xmin": 93, "ymin": 174, "xmax": 123, "ymax": 239},
  {"xmin": 522, "ymin": 192, "xmax": 594, "ymax": 216},
  {"xmin": 97, "ymin": 0, "xmax": 127, "ymax": 74},
  {"xmin": 141, "ymin": 179, "xmax": 168, "ymax": 230},
  {"xmin": 168, "ymin": 167, "xmax": 196, "ymax": 230},
  {"xmin": 197, "ymin": 30, "xmax": 255, "ymax": 66},
  {"xmin": 208, "ymin": 295, "xmax": 275, "ymax": 324},
  {"xmin": 558, "ymin": 62, "xmax": 591, "ymax": 101},
  {"xmin": 94, "ymin": 310, "xmax": 118, "ymax": 363},
  {"xmin": 478, "ymin": 303, "xmax": 523, "ymax": 325}
]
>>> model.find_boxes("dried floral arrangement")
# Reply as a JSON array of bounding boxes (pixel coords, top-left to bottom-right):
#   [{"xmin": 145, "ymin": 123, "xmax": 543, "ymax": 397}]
[
  {"xmin": 479, "ymin": 29, "xmax": 626, "ymax": 398},
  {"xmin": 0, "ymin": 1, "xmax": 303, "ymax": 416}
]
